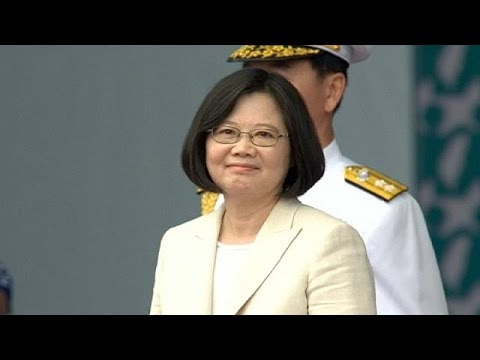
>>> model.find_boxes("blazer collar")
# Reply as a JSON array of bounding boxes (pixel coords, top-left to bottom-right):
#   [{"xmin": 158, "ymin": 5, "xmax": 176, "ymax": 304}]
[{"xmin": 193, "ymin": 197, "xmax": 303, "ymax": 314}]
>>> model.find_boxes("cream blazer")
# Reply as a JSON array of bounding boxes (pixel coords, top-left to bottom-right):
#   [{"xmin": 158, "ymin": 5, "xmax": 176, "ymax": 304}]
[{"xmin": 150, "ymin": 197, "xmax": 376, "ymax": 315}]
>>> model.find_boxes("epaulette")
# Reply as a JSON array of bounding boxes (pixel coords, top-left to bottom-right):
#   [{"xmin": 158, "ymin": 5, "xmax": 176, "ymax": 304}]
[
  {"xmin": 196, "ymin": 188, "xmax": 220, "ymax": 215},
  {"xmin": 344, "ymin": 165, "xmax": 408, "ymax": 202}
]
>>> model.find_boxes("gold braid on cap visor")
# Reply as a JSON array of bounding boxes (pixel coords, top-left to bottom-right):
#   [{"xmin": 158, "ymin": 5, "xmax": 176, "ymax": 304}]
[{"xmin": 229, "ymin": 45, "xmax": 341, "ymax": 60}]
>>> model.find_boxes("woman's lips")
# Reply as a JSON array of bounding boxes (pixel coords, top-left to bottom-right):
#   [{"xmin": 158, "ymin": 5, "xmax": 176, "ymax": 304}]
[{"xmin": 227, "ymin": 163, "xmax": 258, "ymax": 171}]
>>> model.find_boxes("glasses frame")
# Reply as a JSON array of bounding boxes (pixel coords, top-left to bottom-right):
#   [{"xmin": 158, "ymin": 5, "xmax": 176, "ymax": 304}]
[{"xmin": 207, "ymin": 125, "xmax": 289, "ymax": 148}]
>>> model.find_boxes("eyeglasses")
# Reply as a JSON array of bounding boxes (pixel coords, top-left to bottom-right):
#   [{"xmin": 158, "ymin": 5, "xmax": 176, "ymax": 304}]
[{"xmin": 208, "ymin": 125, "xmax": 289, "ymax": 147}]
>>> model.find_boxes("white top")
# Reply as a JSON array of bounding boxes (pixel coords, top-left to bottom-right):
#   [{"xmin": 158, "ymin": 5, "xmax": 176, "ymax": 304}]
[
  {"xmin": 215, "ymin": 140, "xmax": 448, "ymax": 314},
  {"xmin": 212, "ymin": 242, "xmax": 252, "ymax": 315}
]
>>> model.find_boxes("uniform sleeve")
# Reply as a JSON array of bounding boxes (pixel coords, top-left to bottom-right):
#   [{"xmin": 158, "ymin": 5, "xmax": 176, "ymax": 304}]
[
  {"xmin": 365, "ymin": 195, "xmax": 448, "ymax": 314},
  {"xmin": 307, "ymin": 223, "xmax": 377, "ymax": 315}
]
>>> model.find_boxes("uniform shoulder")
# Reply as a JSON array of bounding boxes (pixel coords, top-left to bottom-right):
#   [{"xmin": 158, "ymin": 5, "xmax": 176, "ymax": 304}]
[{"xmin": 344, "ymin": 165, "xmax": 408, "ymax": 202}]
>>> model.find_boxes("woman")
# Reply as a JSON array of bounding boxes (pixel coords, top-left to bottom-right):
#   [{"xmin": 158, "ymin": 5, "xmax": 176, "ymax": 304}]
[{"xmin": 150, "ymin": 68, "xmax": 376, "ymax": 315}]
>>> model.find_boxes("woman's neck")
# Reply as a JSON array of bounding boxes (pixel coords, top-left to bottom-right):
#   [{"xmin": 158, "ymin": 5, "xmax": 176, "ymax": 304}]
[{"xmin": 219, "ymin": 195, "xmax": 280, "ymax": 245}]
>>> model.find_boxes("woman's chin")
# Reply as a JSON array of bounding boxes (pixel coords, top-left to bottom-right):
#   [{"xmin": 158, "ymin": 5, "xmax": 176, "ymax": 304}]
[{"xmin": 223, "ymin": 184, "xmax": 255, "ymax": 196}]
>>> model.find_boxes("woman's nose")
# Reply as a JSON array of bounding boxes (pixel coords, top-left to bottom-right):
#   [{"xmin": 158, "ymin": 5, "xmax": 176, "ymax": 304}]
[{"xmin": 231, "ymin": 133, "xmax": 256, "ymax": 156}]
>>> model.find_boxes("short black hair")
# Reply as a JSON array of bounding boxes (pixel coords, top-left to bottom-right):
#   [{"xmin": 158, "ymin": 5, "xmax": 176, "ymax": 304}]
[
  {"xmin": 181, "ymin": 68, "xmax": 325, "ymax": 197},
  {"xmin": 309, "ymin": 52, "xmax": 349, "ymax": 78}
]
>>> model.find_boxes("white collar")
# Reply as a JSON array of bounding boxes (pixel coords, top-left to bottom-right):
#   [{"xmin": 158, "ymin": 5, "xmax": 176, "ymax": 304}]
[{"xmin": 322, "ymin": 139, "xmax": 343, "ymax": 165}]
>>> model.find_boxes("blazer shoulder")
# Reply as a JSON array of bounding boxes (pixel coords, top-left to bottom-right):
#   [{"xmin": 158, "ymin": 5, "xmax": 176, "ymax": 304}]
[
  {"xmin": 296, "ymin": 203, "xmax": 352, "ymax": 229},
  {"xmin": 344, "ymin": 165, "xmax": 408, "ymax": 202},
  {"xmin": 295, "ymin": 205, "xmax": 365, "ymax": 254}
]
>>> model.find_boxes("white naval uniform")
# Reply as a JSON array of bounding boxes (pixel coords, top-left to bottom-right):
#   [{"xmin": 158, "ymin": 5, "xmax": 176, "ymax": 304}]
[
  {"xmin": 213, "ymin": 139, "xmax": 448, "ymax": 315},
  {"xmin": 299, "ymin": 140, "xmax": 448, "ymax": 315}
]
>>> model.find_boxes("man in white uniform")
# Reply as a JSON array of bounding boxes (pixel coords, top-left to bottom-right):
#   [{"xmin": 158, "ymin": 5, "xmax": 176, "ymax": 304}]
[{"xmin": 199, "ymin": 45, "xmax": 448, "ymax": 314}]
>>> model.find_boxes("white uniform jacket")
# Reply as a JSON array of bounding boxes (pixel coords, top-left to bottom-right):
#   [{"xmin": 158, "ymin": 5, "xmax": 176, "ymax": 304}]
[
  {"xmin": 150, "ymin": 197, "xmax": 376, "ymax": 315},
  {"xmin": 298, "ymin": 140, "xmax": 448, "ymax": 314}
]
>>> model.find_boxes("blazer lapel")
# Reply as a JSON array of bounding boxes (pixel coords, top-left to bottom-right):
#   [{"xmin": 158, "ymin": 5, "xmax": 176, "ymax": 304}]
[{"xmin": 226, "ymin": 198, "xmax": 303, "ymax": 314}]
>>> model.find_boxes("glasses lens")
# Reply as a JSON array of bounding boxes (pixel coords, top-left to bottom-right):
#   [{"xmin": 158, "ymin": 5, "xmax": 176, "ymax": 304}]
[
  {"xmin": 212, "ymin": 126, "xmax": 239, "ymax": 144},
  {"xmin": 210, "ymin": 126, "xmax": 284, "ymax": 147},
  {"xmin": 251, "ymin": 129, "xmax": 278, "ymax": 146}
]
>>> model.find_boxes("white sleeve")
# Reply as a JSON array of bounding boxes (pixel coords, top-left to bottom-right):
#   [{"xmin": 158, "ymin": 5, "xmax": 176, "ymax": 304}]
[{"xmin": 365, "ymin": 195, "xmax": 449, "ymax": 314}]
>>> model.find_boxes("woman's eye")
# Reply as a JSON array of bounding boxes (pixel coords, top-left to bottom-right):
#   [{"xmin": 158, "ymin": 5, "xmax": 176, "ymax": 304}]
[
  {"xmin": 219, "ymin": 128, "xmax": 234, "ymax": 135},
  {"xmin": 255, "ymin": 131, "xmax": 274, "ymax": 138}
]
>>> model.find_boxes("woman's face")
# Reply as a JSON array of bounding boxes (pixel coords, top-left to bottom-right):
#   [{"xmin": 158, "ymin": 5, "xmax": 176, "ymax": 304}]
[{"xmin": 206, "ymin": 92, "xmax": 291, "ymax": 200}]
